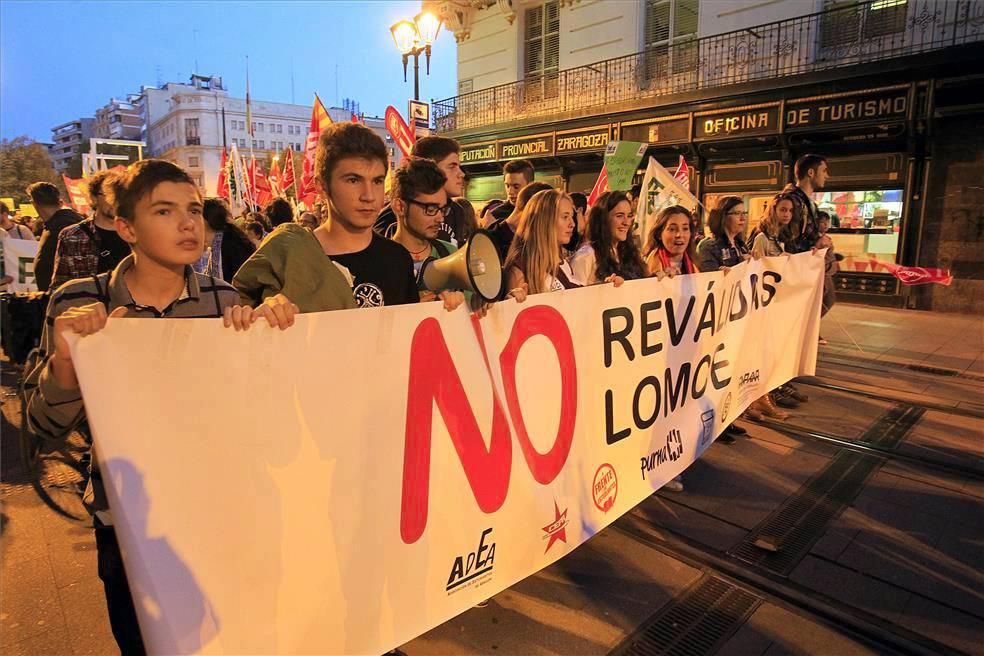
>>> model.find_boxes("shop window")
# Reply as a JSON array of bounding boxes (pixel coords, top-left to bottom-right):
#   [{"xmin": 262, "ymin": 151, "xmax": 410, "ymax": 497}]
[{"xmin": 815, "ymin": 189, "xmax": 902, "ymax": 271}]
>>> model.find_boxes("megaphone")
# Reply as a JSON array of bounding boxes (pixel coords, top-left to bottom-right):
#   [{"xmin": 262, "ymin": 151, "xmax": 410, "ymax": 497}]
[{"xmin": 418, "ymin": 229, "xmax": 504, "ymax": 302}]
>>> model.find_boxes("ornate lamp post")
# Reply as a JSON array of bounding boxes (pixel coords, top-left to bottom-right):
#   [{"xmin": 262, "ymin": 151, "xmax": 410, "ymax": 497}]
[{"xmin": 390, "ymin": 12, "xmax": 443, "ymax": 101}]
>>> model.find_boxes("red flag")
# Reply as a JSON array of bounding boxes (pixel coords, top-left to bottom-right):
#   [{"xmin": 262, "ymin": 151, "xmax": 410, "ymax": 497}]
[
  {"xmin": 216, "ymin": 149, "xmax": 229, "ymax": 199},
  {"xmin": 384, "ymin": 106, "xmax": 415, "ymax": 158},
  {"xmin": 281, "ymin": 148, "xmax": 295, "ymax": 193},
  {"xmin": 62, "ymin": 175, "xmax": 92, "ymax": 215},
  {"xmin": 870, "ymin": 260, "xmax": 953, "ymax": 286},
  {"xmin": 269, "ymin": 156, "xmax": 282, "ymax": 195},
  {"xmin": 673, "ymin": 155, "xmax": 690, "ymax": 189},
  {"xmin": 300, "ymin": 94, "xmax": 333, "ymax": 206},
  {"xmin": 250, "ymin": 157, "xmax": 273, "ymax": 207},
  {"xmin": 587, "ymin": 165, "xmax": 609, "ymax": 207}
]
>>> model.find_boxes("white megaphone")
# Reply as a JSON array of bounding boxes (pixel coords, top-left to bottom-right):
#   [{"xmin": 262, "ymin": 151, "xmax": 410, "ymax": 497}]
[{"xmin": 418, "ymin": 229, "xmax": 504, "ymax": 302}]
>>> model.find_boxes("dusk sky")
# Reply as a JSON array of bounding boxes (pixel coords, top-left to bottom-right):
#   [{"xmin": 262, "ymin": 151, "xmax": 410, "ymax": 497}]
[{"xmin": 0, "ymin": 0, "xmax": 459, "ymax": 142}]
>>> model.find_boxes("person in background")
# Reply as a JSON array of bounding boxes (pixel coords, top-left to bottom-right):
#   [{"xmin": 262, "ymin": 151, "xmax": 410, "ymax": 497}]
[
  {"xmin": 697, "ymin": 195, "xmax": 750, "ymax": 274},
  {"xmin": 50, "ymin": 170, "xmax": 131, "ymax": 291},
  {"xmin": 297, "ymin": 212, "xmax": 319, "ymax": 230},
  {"xmin": 244, "ymin": 221, "xmax": 266, "ymax": 248},
  {"xmin": 488, "ymin": 159, "xmax": 534, "ymax": 224},
  {"xmin": 571, "ymin": 191, "xmax": 647, "ymax": 285},
  {"xmin": 27, "ymin": 182, "xmax": 83, "ymax": 292},
  {"xmin": 488, "ymin": 181, "xmax": 553, "ymax": 261},
  {"xmin": 452, "ymin": 197, "xmax": 478, "ymax": 245},
  {"xmin": 816, "ymin": 210, "xmax": 839, "ymax": 344},
  {"xmin": 375, "ymin": 136, "xmax": 468, "ymax": 245},
  {"xmin": 197, "ymin": 198, "xmax": 256, "ymax": 282},
  {"xmin": 568, "ymin": 191, "xmax": 588, "ymax": 253},
  {"xmin": 478, "ymin": 199, "xmax": 504, "ymax": 227},
  {"xmin": 751, "ymin": 192, "xmax": 795, "ymax": 259},
  {"xmin": 785, "ymin": 153, "xmax": 828, "ymax": 254},
  {"xmin": 264, "ymin": 197, "xmax": 294, "ymax": 229},
  {"xmin": 1, "ymin": 201, "xmax": 35, "ymax": 240}
]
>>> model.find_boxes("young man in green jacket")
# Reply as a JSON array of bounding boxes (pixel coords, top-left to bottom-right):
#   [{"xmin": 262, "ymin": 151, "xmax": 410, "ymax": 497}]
[{"xmin": 234, "ymin": 123, "xmax": 463, "ymax": 312}]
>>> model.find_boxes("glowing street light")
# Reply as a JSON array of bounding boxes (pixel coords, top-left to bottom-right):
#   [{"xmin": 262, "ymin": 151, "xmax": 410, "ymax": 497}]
[{"xmin": 389, "ymin": 12, "xmax": 443, "ymax": 100}]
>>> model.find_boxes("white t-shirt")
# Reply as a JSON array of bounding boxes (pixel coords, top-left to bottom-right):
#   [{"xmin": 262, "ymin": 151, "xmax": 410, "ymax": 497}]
[{"xmin": 570, "ymin": 243, "xmax": 597, "ymax": 285}]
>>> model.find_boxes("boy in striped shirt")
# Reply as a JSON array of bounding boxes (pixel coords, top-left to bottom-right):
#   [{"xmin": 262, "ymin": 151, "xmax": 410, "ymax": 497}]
[{"xmin": 25, "ymin": 159, "xmax": 297, "ymax": 655}]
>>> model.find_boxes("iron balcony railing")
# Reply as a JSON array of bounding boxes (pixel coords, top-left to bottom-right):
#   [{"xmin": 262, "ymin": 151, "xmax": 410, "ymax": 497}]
[{"xmin": 433, "ymin": 0, "xmax": 983, "ymax": 133}]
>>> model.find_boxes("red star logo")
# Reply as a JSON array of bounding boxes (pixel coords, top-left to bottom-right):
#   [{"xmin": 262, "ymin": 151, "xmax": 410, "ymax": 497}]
[{"xmin": 542, "ymin": 500, "xmax": 569, "ymax": 553}]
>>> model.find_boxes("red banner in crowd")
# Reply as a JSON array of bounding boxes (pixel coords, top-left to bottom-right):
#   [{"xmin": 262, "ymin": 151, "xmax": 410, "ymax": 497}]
[
  {"xmin": 281, "ymin": 147, "xmax": 295, "ymax": 194},
  {"xmin": 62, "ymin": 175, "xmax": 91, "ymax": 215},
  {"xmin": 300, "ymin": 94, "xmax": 333, "ymax": 206},
  {"xmin": 385, "ymin": 106, "xmax": 415, "ymax": 159}
]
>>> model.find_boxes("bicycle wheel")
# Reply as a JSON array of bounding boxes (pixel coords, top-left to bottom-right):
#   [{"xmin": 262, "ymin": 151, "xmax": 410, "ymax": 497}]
[{"xmin": 18, "ymin": 348, "xmax": 89, "ymax": 522}]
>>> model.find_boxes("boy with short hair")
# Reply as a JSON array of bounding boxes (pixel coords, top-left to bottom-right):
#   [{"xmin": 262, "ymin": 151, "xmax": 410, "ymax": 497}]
[
  {"xmin": 26, "ymin": 181, "xmax": 83, "ymax": 291},
  {"xmin": 235, "ymin": 123, "xmax": 462, "ymax": 311},
  {"xmin": 25, "ymin": 159, "xmax": 293, "ymax": 655},
  {"xmin": 488, "ymin": 159, "xmax": 535, "ymax": 224}
]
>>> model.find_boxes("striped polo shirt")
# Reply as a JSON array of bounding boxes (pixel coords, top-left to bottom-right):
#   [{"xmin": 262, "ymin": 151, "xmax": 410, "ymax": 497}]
[{"xmin": 24, "ymin": 254, "xmax": 241, "ymax": 524}]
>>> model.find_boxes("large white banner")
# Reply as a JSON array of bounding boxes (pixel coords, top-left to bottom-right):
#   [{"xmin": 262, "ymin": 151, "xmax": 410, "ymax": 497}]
[
  {"xmin": 70, "ymin": 253, "xmax": 823, "ymax": 655},
  {"xmin": 2, "ymin": 238, "xmax": 39, "ymax": 292}
]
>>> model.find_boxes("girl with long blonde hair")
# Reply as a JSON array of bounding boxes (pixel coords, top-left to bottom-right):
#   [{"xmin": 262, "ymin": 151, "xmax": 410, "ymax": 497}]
[{"xmin": 505, "ymin": 189, "xmax": 624, "ymax": 298}]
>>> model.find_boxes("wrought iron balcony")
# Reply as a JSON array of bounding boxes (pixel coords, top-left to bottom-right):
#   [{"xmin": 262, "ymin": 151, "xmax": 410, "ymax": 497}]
[{"xmin": 433, "ymin": 0, "xmax": 983, "ymax": 133}]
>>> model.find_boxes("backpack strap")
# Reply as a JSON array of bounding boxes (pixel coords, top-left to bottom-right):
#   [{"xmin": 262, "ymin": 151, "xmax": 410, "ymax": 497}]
[{"xmin": 91, "ymin": 274, "xmax": 111, "ymax": 311}]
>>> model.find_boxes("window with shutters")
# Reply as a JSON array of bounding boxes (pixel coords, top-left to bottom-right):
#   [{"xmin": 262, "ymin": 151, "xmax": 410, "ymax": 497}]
[
  {"xmin": 523, "ymin": 1, "xmax": 560, "ymax": 102},
  {"xmin": 184, "ymin": 118, "xmax": 200, "ymax": 146},
  {"xmin": 644, "ymin": 0, "xmax": 699, "ymax": 81},
  {"xmin": 820, "ymin": 0, "xmax": 906, "ymax": 51}
]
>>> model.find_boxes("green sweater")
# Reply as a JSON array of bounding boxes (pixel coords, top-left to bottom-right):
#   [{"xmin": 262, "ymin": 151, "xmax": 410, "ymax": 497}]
[{"xmin": 232, "ymin": 223, "xmax": 357, "ymax": 312}]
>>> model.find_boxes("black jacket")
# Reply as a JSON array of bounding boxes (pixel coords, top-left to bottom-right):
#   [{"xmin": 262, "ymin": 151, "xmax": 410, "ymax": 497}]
[
  {"xmin": 34, "ymin": 208, "xmax": 83, "ymax": 291},
  {"xmin": 221, "ymin": 225, "xmax": 256, "ymax": 282}
]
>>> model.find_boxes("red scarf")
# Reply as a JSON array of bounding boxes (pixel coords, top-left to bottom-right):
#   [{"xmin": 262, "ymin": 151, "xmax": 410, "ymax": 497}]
[{"xmin": 658, "ymin": 249, "xmax": 696, "ymax": 274}]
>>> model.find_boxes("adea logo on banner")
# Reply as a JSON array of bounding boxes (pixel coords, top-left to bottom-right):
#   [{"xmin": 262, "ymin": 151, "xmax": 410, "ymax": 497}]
[
  {"xmin": 446, "ymin": 528, "xmax": 496, "ymax": 595},
  {"xmin": 401, "ymin": 306, "xmax": 577, "ymax": 544}
]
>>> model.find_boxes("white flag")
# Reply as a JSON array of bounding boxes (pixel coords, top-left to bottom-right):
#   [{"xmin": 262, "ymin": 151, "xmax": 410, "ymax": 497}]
[{"xmin": 635, "ymin": 157, "xmax": 699, "ymax": 245}]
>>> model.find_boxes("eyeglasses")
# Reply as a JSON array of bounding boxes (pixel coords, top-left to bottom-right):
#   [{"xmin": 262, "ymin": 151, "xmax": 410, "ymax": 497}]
[
  {"xmin": 404, "ymin": 198, "xmax": 451, "ymax": 218},
  {"xmin": 727, "ymin": 210, "xmax": 749, "ymax": 217}
]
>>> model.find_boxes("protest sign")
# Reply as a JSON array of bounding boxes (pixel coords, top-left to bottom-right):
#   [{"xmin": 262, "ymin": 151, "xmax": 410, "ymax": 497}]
[
  {"xmin": 2, "ymin": 238, "xmax": 39, "ymax": 292},
  {"xmin": 70, "ymin": 253, "xmax": 824, "ymax": 655}
]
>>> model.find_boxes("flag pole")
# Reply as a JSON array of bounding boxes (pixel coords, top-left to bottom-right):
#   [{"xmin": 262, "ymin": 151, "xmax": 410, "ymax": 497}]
[{"xmin": 246, "ymin": 56, "xmax": 257, "ymax": 212}]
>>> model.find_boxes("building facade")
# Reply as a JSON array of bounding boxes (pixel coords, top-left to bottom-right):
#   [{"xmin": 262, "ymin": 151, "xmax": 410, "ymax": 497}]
[
  {"xmin": 429, "ymin": 0, "xmax": 984, "ymax": 313},
  {"xmin": 48, "ymin": 118, "xmax": 95, "ymax": 174},
  {"xmin": 94, "ymin": 97, "xmax": 143, "ymax": 140},
  {"xmin": 136, "ymin": 75, "xmax": 401, "ymax": 199}
]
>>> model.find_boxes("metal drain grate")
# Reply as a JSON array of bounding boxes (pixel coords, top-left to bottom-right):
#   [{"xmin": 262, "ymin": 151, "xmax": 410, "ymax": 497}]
[
  {"xmin": 611, "ymin": 574, "xmax": 761, "ymax": 656},
  {"xmin": 729, "ymin": 404, "xmax": 924, "ymax": 574}
]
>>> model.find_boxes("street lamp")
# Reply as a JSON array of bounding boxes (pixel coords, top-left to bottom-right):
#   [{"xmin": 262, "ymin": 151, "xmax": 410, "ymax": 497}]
[{"xmin": 390, "ymin": 11, "xmax": 443, "ymax": 101}]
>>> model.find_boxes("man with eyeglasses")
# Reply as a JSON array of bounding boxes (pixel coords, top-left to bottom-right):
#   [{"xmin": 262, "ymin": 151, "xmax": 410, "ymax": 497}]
[
  {"xmin": 390, "ymin": 158, "xmax": 457, "ymax": 281},
  {"xmin": 49, "ymin": 169, "xmax": 131, "ymax": 291}
]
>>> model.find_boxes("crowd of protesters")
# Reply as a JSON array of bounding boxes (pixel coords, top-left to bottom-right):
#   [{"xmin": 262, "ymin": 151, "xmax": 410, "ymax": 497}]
[{"xmin": 8, "ymin": 119, "xmax": 833, "ymax": 654}]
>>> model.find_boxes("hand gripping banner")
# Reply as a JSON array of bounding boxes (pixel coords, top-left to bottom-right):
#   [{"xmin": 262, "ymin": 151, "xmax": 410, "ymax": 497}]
[{"xmin": 69, "ymin": 253, "xmax": 824, "ymax": 654}]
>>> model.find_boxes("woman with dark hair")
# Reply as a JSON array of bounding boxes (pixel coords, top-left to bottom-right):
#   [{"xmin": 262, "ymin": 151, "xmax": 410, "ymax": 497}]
[
  {"xmin": 244, "ymin": 221, "xmax": 266, "ymax": 248},
  {"xmin": 697, "ymin": 195, "xmax": 750, "ymax": 273},
  {"xmin": 643, "ymin": 205, "xmax": 698, "ymax": 278},
  {"xmin": 751, "ymin": 192, "xmax": 795, "ymax": 259},
  {"xmin": 644, "ymin": 204, "xmax": 749, "ymax": 458},
  {"xmin": 198, "ymin": 198, "xmax": 257, "ymax": 282},
  {"xmin": 571, "ymin": 190, "xmax": 647, "ymax": 285}
]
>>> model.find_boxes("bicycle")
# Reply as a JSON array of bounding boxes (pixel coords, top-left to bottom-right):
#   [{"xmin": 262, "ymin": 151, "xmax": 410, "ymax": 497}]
[{"xmin": 5, "ymin": 291, "xmax": 90, "ymax": 522}]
